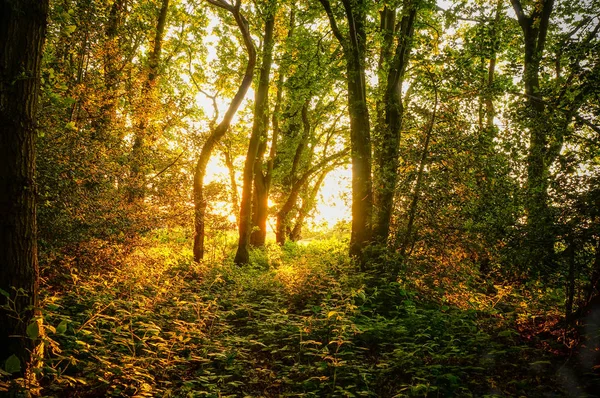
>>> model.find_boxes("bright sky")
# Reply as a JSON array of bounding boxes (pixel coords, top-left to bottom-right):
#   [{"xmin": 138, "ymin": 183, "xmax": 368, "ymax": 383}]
[{"xmin": 204, "ymin": 155, "xmax": 351, "ymax": 230}]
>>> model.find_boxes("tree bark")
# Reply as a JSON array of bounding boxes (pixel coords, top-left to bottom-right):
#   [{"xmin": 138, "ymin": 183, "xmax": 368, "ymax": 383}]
[
  {"xmin": 373, "ymin": 0, "xmax": 417, "ymax": 243},
  {"xmin": 234, "ymin": 4, "xmax": 276, "ymax": 264},
  {"xmin": 129, "ymin": 0, "xmax": 169, "ymax": 202},
  {"xmin": 0, "ymin": 0, "xmax": 48, "ymax": 376},
  {"xmin": 510, "ymin": 0, "xmax": 555, "ymax": 273},
  {"xmin": 319, "ymin": 0, "xmax": 373, "ymax": 260},
  {"xmin": 194, "ymin": 0, "xmax": 256, "ymax": 262}
]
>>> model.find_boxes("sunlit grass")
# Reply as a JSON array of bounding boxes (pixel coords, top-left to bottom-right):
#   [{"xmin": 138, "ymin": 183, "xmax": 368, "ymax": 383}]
[{"xmin": 30, "ymin": 227, "xmax": 572, "ymax": 397}]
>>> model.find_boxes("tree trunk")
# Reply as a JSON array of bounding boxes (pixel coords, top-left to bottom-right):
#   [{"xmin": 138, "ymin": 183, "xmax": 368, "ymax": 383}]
[
  {"xmin": 249, "ymin": 70, "xmax": 285, "ymax": 247},
  {"xmin": 373, "ymin": 0, "xmax": 417, "ymax": 243},
  {"xmin": 400, "ymin": 86, "xmax": 438, "ymax": 259},
  {"xmin": 129, "ymin": 0, "xmax": 169, "ymax": 202},
  {"xmin": 565, "ymin": 237, "xmax": 576, "ymax": 323},
  {"xmin": 276, "ymin": 150, "xmax": 347, "ymax": 244},
  {"xmin": 510, "ymin": 0, "xmax": 555, "ymax": 273},
  {"xmin": 250, "ymin": 164, "xmax": 269, "ymax": 246},
  {"xmin": 235, "ymin": 6, "xmax": 276, "ymax": 264},
  {"xmin": 290, "ymin": 168, "xmax": 331, "ymax": 241},
  {"xmin": 222, "ymin": 148, "xmax": 240, "ymax": 227},
  {"xmin": 0, "ymin": 0, "xmax": 48, "ymax": 377},
  {"xmin": 194, "ymin": 0, "xmax": 256, "ymax": 262},
  {"xmin": 93, "ymin": 0, "xmax": 125, "ymax": 140},
  {"xmin": 319, "ymin": 0, "xmax": 373, "ymax": 259}
]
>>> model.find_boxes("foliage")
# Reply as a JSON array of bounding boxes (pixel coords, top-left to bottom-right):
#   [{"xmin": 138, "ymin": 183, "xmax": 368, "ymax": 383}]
[{"xmin": 17, "ymin": 232, "xmax": 591, "ymax": 397}]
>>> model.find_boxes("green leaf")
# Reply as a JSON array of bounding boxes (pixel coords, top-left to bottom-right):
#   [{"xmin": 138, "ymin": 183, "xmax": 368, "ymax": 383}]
[
  {"xmin": 27, "ymin": 321, "xmax": 40, "ymax": 340},
  {"xmin": 0, "ymin": 288, "xmax": 9, "ymax": 298},
  {"xmin": 530, "ymin": 360, "xmax": 551, "ymax": 366},
  {"xmin": 56, "ymin": 320, "xmax": 68, "ymax": 335},
  {"xmin": 5, "ymin": 355, "xmax": 21, "ymax": 374},
  {"xmin": 65, "ymin": 25, "xmax": 77, "ymax": 35},
  {"xmin": 497, "ymin": 330, "xmax": 517, "ymax": 338}
]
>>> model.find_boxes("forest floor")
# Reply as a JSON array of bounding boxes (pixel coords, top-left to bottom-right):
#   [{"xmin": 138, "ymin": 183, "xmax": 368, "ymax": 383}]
[{"xmin": 26, "ymin": 228, "xmax": 600, "ymax": 397}]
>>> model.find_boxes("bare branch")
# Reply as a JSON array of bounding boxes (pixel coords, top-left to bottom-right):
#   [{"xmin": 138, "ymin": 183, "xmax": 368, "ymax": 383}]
[
  {"xmin": 575, "ymin": 114, "xmax": 600, "ymax": 135},
  {"xmin": 150, "ymin": 151, "xmax": 186, "ymax": 181}
]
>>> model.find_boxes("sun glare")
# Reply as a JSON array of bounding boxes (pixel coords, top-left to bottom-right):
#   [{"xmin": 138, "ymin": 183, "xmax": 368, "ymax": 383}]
[
  {"xmin": 203, "ymin": 156, "xmax": 351, "ymax": 232},
  {"xmin": 312, "ymin": 165, "xmax": 351, "ymax": 228}
]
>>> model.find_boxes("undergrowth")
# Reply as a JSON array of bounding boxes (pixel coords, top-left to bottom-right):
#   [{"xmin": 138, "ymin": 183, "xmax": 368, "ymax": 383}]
[{"xmin": 23, "ymin": 229, "xmax": 589, "ymax": 396}]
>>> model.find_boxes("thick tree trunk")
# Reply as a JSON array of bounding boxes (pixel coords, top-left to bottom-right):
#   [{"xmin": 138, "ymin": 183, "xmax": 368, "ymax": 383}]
[
  {"xmin": 319, "ymin": 0, "xmax": 372, "ymax": 259},
  {"xmin": 343, "ymin": 0, "xmax": 373, "ymax": 259},
  {"xmin": 373, "ymin": 1, "xmax": 416, "ymax": 243},
  {"xmin": 129, "ymin": 0, "xmax": 169, "ymax": 202},
  {"xmin": 234, "ymin": 8, "xmax": 276, "ymax": 264},
  {"xmin": 250, "ymin": 10, "xmax": 293, "ymax": 247},
  {"xmin": 0, "ymin": 0, "xmax": 48, "ymax": 376},
  {"xmin": 249, "ymin": 73, "xmax": 283, "ymax": 247},
  {"xmin": 250, "ymin": 167, "xmax": 269, "ymax": 247},
  {"xmin": 194, "ymin": 0, "xmax": 256, "ymax": 262},
  {"xmin": 511, "ymin": 0, "xmax": 555, "ymax": 273}
]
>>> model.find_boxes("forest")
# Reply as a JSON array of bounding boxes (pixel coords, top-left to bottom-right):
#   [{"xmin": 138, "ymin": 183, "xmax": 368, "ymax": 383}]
[{"xmin": 1, "ymin": 0, "xmax": 599, "ymax": 396}]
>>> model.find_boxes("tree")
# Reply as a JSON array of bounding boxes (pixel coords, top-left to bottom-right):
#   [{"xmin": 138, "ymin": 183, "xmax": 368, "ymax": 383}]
[
  {"xmin": 510, "ymin": 0, "xmax": 556, "ymax": 273},
  {"xmin": 249, "ymin": 6, "xmax": 295, "ymax": 248},
  {"xmin": 234, "ymin": 0, "xmax": 277, "ymax": 265},
  {"xmin": 129, "ymin": 0, "xmax": 171, "ymax": 202},
  {"xmin": 0, "ymin": 0, "xmax": 48, "ymax": 378},
  {"xmin": 193, "ymin": 0, "xmax": 256, "ymax": 262},
  {"xmin": 319, "ymin": 0, "xmax": 373, "ymax": 260},
  {"xmin": 372, "ymin": 0, "xmax": 418, "ymax": 244}
]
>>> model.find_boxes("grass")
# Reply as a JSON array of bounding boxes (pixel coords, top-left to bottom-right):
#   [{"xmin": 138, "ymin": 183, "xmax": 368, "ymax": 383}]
[{"xmin": 16, "ymin": 228, "xmax": 592, "ymax": 396}]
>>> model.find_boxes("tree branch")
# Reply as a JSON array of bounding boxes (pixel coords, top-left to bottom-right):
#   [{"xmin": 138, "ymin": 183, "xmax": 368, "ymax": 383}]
[
  {"xmin": 510, "ymin": 0, "xmax": 528, "ymax": 29},
  {"xmin": 206, "ymin": 0, "xmax": 234, "ymax": 12},
  {"xmin": 318, "ymin": 0, "xmax": 346, "ymax": 48}
]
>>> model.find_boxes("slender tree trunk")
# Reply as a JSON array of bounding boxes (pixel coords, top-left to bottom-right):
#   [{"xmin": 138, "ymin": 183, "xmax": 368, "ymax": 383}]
[
  {"xmin": 129, "ymin": 0, "xmax": 169, "ymax": 202},
  {"xmin": 0, "ymin": 0, "xmax": 48, "ymax": 377},
  {"xmin": 235, "ymin": 6, "xmax": 276, "ymax": 264},
  {"xmin": 373, "ymin": 0, "xmax": 417, "ymax": 243},
  {"xmin": 223, "ymin": 148, "xmax": 240, "ymax": 227},
  {"xmin": 290, "ymin": 168, "xmax": 331, "ymax": 241},
  {"xmin": 194, "ymin": 0, "xmax": 256, "ymax": 262},
  {"xmin": 565, "ymin": 236, "xmax": 576, "ymax": 323},
  {"xmin": 400, "ymin": 86, "xmax": 438, "ymax": 258},
  {"xmin": 276, "ymin": 150, "xmax": 347, "ymax": 244}
]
